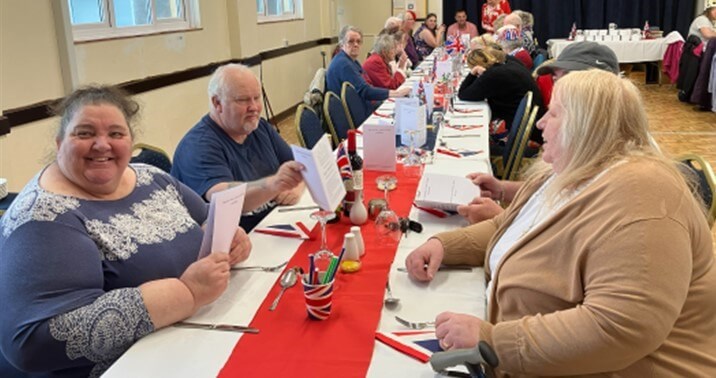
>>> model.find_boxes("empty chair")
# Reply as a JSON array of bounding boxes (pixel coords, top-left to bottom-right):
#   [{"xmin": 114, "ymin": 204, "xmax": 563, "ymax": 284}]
[
  {"xmin": 491, "ymin": 91, "xmax": 532, "ymax": 178},
  {"xmin": 678, "ymin": 154, "xmax": 716, "ymax": 227},
  {"xmin": 323, "ymin": 91, "xmax": 353, "ymax": 146},
  {"xmin": 341, "ymin": 81, "xmax": 368, "ymax": 129},
  {"xmin": 295, "ymin": 104, "xmax": 326, "ymax": 149},
  {"xmin": 503, "ymin": 106, "xmax": 540, "ymax": 181},
  {"xmin": 130, "ymin": 143, "xmax": 172, "ymax": 173}
]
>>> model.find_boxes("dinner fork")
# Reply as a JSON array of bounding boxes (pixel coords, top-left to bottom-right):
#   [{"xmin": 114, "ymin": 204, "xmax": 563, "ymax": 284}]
[
  {"xmin": 395, "ymin": 315, "xmax": 436, "ymax": 330},
  {"xmin": 231, "ymin": 261, "xmax": 288, "ymax": 272}
]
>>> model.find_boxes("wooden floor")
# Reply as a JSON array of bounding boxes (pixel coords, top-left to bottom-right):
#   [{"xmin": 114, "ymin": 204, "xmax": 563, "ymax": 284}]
[{"xmin": 275, "ymin": 71, "xmax": 716, "ymax": 242}]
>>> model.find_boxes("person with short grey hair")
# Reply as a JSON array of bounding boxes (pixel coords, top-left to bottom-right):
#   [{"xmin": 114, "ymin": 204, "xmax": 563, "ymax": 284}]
[
  {"xmin": 504, "ymin": 11, "xmax": 536, "ymax": 55},
  {"xmin": 172, "ymin": 63, "xmax": 305, "ymax": 231},
  {"xmin": 363, "ymin": 34, "xmax": 408, "ymax": 89},
  {"xmin": 326, "ymin": 25, "xmax": 410, "ymax": 121}
]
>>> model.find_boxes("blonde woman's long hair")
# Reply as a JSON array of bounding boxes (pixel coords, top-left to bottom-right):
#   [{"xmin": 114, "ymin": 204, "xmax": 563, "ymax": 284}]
[
  {"xmin": 526, "ymin": 70, "xmax": 697, "ymax": 206},
  {"xmin": 466, "ymin": 47, "xmax": 506, "ymax": 70}
]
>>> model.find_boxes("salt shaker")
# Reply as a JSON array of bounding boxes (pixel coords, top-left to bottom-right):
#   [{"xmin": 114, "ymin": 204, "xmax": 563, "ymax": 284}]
[{"xmin": 350, "ymin": 226, "xmax": 365, "ymax": 257}]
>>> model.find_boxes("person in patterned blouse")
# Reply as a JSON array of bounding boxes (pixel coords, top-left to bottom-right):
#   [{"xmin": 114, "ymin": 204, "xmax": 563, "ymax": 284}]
[
  {"xmin": 0, "ymin": 86, "xmax": 252, "ymax": 377},
  {"xmin": 481, "ymin": 0, "xmax": 511, "ymax": 34}
]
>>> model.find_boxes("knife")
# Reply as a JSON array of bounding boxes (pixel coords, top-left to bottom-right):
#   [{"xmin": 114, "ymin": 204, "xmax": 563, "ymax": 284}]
[
  {"xmin": 174, "ymin": 321, "xmax": 259, "ymax": 334},
  {"xmin": 397, "ymin": 265, "xmax": 474, "ymax": 273}
]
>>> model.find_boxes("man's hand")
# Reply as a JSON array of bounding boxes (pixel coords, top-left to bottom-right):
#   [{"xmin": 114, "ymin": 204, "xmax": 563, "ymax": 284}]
[
  {"xmin": 267, "ymin": 161, "xmax": 304, "ymax": 194},
  {"xmin": 274, "ymin": 182, "xmax": 304, "ymax": 205}
]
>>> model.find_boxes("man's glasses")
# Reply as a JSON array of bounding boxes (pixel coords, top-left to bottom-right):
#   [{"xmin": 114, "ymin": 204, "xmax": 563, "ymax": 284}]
[{"xmin": 346, "ymin": 39, "xmax": 363, "ymax": 45}]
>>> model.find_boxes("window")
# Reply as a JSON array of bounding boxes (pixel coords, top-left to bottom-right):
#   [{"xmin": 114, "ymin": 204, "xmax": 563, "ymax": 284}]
[
  {"xmin": 257, "ymin": 0, "xmax": 303, "ymax": 23},
  {"xmin": 68, "ymin": 0, "xmax": 200, "ymax": 42}
]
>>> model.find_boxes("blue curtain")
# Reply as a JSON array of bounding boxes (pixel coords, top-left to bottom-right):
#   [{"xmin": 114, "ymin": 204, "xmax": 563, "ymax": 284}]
[{"xmin": 443, "ymin": 0, "xmax": 695, "ymax": 46}]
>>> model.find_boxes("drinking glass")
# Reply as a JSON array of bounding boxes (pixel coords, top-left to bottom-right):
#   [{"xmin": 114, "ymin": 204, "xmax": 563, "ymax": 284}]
[
  {"xmin": 374, "ymin": 175, "xmax": 401, "ymax": 243},
  {"xmin": 310, "ymin": 210, "xmax": 336, "ymax": 271},
  {"xmin": 402, "ymin": 129, "xmax": 423, "ymax": 167}
]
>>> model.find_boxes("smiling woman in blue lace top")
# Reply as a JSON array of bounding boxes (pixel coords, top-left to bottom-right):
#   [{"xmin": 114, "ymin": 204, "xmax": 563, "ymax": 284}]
[{"xmin": 0, "ymin": 86, "xmax": 252, "ymax": 378}]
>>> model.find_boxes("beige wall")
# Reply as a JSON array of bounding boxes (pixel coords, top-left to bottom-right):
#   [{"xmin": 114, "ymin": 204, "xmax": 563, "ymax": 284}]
[{"xmin": 0, "ymin": 0, "xmax": 335, "ymax": 192}]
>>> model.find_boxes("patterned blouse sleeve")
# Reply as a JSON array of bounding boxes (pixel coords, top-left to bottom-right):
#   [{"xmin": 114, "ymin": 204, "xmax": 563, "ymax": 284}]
[{"xmin": 0, "ymin": 221, "xmax": 154, "ymax": 376}]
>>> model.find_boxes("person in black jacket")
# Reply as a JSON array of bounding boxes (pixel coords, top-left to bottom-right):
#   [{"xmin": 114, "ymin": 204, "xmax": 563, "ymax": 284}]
[{"xmin": 458, "ymin": 46, "xmax": 544, "ymax": 148}]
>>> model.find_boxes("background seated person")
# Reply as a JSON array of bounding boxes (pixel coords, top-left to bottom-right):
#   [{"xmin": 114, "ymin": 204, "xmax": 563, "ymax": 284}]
[
  {"xmin": 406, "ymin": 70, "xmax": 716, "ymax": 376},
  {"xmin": 171, "ymin": 64, "xmax": 304, "ymax": 232},
  {"xmin": 689, "ymin": 0, "xmax": 716, "ymax": 43},
  {"xmin": 458, "ymin": 41, "xmax": 620, "ymax": 224},
  {"xmin": 0, "ymin": 86, "xmax": 252, "ymax": 377},
  {"xmin": 399, "ymin": 11, "xmax": 421, "ymax": 68},
  {"xmin": 504, "ymin": 11, "xmax": 536, "ymax": 56},
  {"xmin": 458, "ymin": 46, "xmax": 544, "ymax": 148},
  {"xmin": 326, "ymin": 26, "xmax": 410, "ymax": 118},
  {"xmin": 496, "ymin": 25, "xmax": 532, "ymax": 70},
  {"xmin": 481, "ymin": 0, "xmax": 511, "ymax": 33},
  {"xmin": 469, "ymin": 33, "xmax": 495, "ymax": 51},
  {"xmin": 447, "ymin": 9, "xmax": 478, "ymax": 40},
  {"xmin": 414, "ymin": 13, "xmax": 445, "ymax": 59},
  {"xmin": 363, "ymin": 34, "xmax": 408, "ymax": 90}
]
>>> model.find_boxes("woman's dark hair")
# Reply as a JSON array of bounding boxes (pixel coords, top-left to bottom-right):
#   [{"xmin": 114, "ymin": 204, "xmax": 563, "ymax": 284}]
[{"xmin": 53, "ymin": 85, "xmax": 139, "ymax": 141}]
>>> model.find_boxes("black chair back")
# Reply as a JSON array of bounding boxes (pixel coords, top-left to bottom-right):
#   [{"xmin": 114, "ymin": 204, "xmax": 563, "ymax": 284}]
[
  {"xmin": 500, "ymin": 91, "xmax": 533, "ymax": 176},
  {"xmin": 130, "ymin": 143, "xmax": 172, "ymax": 173},
  {"xmin": 504, "ymin": 106, "xmax": 540, "ymax": 181},
  {"xmin": 678, "ymin": 154, "xmax": 716, "ymax": 227},
  {"xmin": 341, "ymin": 82, "xmax": 367, "ymax": 129},
  {"xmin": 295, "ymin": 104, "xmax": 326, "ymax": 149},
  {"xmin": 323, "ymin": 91, "xmax": 353, "ymax": 146}
]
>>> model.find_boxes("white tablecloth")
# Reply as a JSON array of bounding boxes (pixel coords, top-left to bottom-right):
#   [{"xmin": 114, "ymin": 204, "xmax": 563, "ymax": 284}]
[
  {"xmin": 548, "ymin": 38, "xmax": 668, "ymax": 63},
  {"xmin": 105, "ymin": 60, "xmax": 492, "ymax": 377}
]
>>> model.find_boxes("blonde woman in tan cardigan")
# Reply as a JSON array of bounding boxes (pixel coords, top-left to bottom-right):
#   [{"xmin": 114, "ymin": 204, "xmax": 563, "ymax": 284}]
[{"xmin": 405, "ymin": 70, "xmax": 716, "ymax": 376}]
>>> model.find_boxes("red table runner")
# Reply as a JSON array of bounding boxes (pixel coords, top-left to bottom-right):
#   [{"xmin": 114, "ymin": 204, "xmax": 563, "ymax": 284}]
[{"xmin": 219, "ymin": 167, "xmax": 422, "ymax": 377}]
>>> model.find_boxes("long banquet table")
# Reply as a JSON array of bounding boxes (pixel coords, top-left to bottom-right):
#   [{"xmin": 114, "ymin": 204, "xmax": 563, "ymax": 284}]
[{"xmin": 104, "ymin": 60, "xmax": 492, "ymax": 377}]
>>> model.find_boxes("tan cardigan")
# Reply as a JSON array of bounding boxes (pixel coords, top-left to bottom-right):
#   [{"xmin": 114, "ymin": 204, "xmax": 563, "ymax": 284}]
[{"xmin": 434, "ymin": 159, "xmax": 716, "ymax": 377}]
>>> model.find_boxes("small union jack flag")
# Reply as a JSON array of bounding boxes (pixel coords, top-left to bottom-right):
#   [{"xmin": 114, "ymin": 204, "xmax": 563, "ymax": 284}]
[
  {"xmin": 444, "ymin": 35, "xmax": 464, "ymax": 55},
  {"xmin": 336, "ymin": 142, "xmax": 353, "ymax": 182},
  {"xmin": 254, "ymin": 221, "xmax": 313, "ymax": 240}
]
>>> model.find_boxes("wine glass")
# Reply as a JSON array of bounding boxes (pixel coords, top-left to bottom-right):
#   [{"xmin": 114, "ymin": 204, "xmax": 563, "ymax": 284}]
[
  {"xmin": 402, "ymin": 129, "xmax": 423, "ymax": 167},
  {"xmin": 310, "ymin": 210, "xmax": 336, "ymax": 272},
  {"xmin": 374, "ymin": 175, "xmax": 401, "ymax": 243}
]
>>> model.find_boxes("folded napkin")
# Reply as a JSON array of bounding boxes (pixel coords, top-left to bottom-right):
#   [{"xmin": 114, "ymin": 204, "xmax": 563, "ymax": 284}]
[
  {"xmin": 254, "ymin": 222, "xmax": 313, "ymax": 240},
  {"xmin": 375, "ymin": 330, "xmax": 442, "ymax": 363}
]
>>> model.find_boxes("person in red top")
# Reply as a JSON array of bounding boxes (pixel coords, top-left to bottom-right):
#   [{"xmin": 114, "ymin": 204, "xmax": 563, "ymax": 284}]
[
  {"xmin": 481, "ymin": 0, "xmax": 511, "ymax": 33},
  {"xmin": 362, "ymin": 33, "xmax": 408, "ymax": 90}
]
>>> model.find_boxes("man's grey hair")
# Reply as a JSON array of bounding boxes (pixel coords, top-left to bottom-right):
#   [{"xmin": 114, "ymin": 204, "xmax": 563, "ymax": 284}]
[
  {"xmin": 504, "ymin": 13, "xmax": 522, "ymax": 28},
  {"xmin": 207, "ymin": 63, "xmax": 258, "ymax": 108},
  {"xmin": 339, "ymin": 25, "xmax": 363, "ymax": 46}
]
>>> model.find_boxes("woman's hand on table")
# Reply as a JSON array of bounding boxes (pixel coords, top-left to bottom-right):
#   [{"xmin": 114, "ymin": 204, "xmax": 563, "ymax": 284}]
[
  {"xmin": 405, "ymin": 238, "xmax": 445, "ymax": 281},
  {"xmin": 457, "ymin": 197, "xmax": 503, "ymax": 224},
  {"xmin": 228, "ymin": 227, "xmax": 252, "ymax": 265},
  {"xmin": 435, "ymin": 311, "xmax": 482, "ymax": 350},
  {"xmin": 180, "ymin": 252, "xmax": 231, "ymax": 309}
]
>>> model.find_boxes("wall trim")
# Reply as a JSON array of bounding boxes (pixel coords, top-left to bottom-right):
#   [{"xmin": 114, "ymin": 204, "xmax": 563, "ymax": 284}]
[{"xmin": 0, "ymin": 37, "xmax": 337, "ymax": 136}]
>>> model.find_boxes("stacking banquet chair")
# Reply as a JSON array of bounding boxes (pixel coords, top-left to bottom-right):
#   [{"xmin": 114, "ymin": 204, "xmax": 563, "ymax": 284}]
[
  {"xmin": 323, "ymin": 91, "xmax": 353, "ymax": 146},
  {"xmin": 341, "ymin": 81, "xmax": 368, "ymax": 130},
  {"xmin": 677, "ymin": 154, "xmax": 716, "ymax": 227},
  {"xmin": 294, "ymin": 104, "xmax": 327, "ymax": 149},
  {"xmin": 503, "ymin": 105, "xmax": 540, "ymax": 181},
  {"xmin": 491, "ymin": 91, "xmax": 532, "ymax": 178},
  {"xmin": 130, "ymin": 143, "xmax": 172, "ymax": 173}
]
